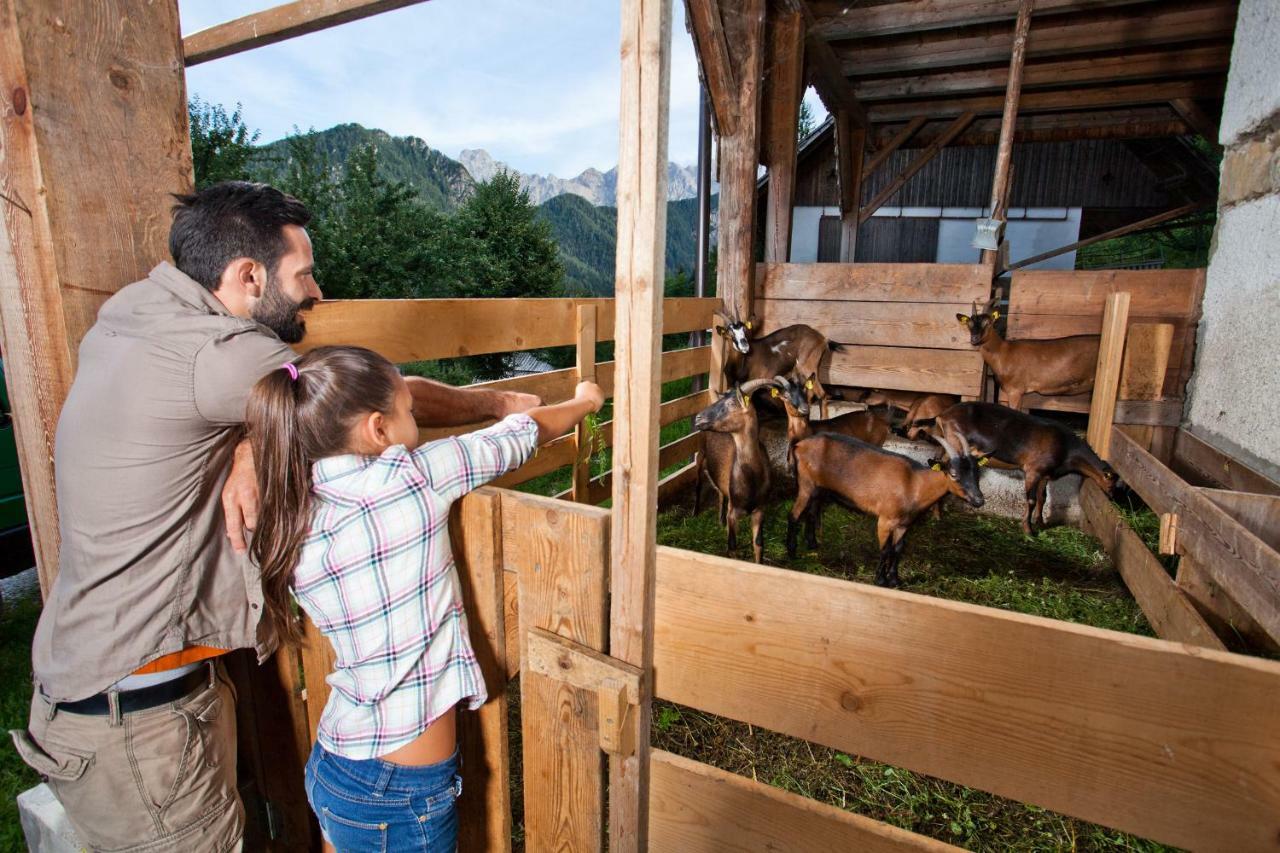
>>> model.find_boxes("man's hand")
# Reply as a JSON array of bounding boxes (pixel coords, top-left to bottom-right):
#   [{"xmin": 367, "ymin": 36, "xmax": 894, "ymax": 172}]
[
  {"xmin": 497, "ymin": 390, "xmax": 541, "ymax": 417},
  {"xmin": 222, "ymin": 439, "xmax": 259, "ymax": 554}
]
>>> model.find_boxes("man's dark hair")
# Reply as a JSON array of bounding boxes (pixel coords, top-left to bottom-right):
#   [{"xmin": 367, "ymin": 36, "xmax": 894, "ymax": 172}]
[{"xmin": 169, "ymin": 181, "xmax": 312, "ymax": 291}]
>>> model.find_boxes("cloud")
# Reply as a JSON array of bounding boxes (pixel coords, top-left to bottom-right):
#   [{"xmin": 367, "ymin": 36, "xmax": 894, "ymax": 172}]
[{"xmin": 181, "ymin": 0, "xmax": 705, "ymax": 177}]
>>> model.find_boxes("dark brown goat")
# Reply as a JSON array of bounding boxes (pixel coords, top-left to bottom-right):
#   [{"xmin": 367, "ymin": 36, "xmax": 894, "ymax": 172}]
[
  {"xmin": 714, "ymin": 308, "xmax": 843, "ymax": 416},
  {"xmin": 929, "ymin": 401, "xmax": 1120, "ymax": 535},
  {"xmin": 775, "ymin": 374, "xmax": 890, "ymax": 450},
  {"xmin": 787, "ymin": 431, "xmax": 984, "ymax": 588},
  {"xmin": 957, "ymin": 299, "xmax": 1098, "ymax": 412},
  {"xmin": 692, "ymin": 378, "xmax": 779, "ymax": 563}
]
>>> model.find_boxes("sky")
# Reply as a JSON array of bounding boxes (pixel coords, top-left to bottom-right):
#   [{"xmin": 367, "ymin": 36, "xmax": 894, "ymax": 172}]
[{"xmin": 179, "ymin": 1, "xmax": 826, "ymax": 179}]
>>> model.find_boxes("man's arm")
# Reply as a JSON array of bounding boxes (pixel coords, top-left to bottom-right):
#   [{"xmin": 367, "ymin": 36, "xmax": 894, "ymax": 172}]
[
  {"xmin": 222, "ymin": 438, "xmax": 257, "ymax": 554},
  {"xmin": 405, "ymin": 375, "xmax": 540, "ymax": 428}
]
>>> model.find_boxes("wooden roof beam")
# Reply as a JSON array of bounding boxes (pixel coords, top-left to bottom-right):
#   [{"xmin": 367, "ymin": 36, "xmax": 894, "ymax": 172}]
[
  {"xmin": 685, "ymin": 0, "xmax": 741, "ymax": 135},
  {"xmin": 852, "ymin": 44, "xmax": 1233, "ymax": 102},
  {"xmin": 888, "ymin": 108, "xmax": 1192, "ymax": 146},
  {"xmin": 183, "ymin": 0, "xmax": 432, "ymax": 66},
  {"xmin": 862, "ymin": 116, "xmax": 927, "ymax": 177},
  {"xmin": 809, "ymin": 0, "xmax": 1155, "ymax": 39},
  {"xmin": 859, "ymin": 112, "xmax": 976, "ymax": 224},
  {"xmin": 866, "ymin": 78, "xmax": 1225, "ymax": 122},
  {"xmin": 1169, "ymin": 98, "xmax": 1223, "ymax": 149},
  {"xmin": 832, "ymin": 0, "xmax": 1238, "ymax": 77}
]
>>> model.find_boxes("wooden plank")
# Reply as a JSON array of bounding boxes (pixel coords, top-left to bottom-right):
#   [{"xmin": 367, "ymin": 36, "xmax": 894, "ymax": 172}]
[
  {"xmin": 1199, "ymin": 489, "xmax": 1280, "ymax": 554},
  {"xmin": 1177, "ymin": 556, "xmax": 1280, "ymax": 654},
  {"xmin": 1109, "ymin": 427, "xmax": 1280, "ymax": 646},
  {"xmin": 825, "ymin": 346, "xmax": 985, "ymax": 397},
  {"xmin": 862, "ymin": 116, "xmax": 927, "ymax": 178},
  {"xmin": 811, "ymin": 0, "xmax": 1158, "ymax": 39},
  {"xmin": 685, "ymin": 0, "xmax": 739, "ymax": 136},
  {"xmin": 503, "ymin": 570, "xmax": 521, "ymax": 678},
  {"xmin": 650, "ymin": 750, "xmax": 961, "ymax": 852},
  {"xmin": 450, "ymin": 490, "xmax": 512, "ymax": 852},
  {"xmin": 981, "ymin": 0, "xmax": 1034, "ymax": 269},
  {"xmin": 1113, "ymin": 399, "xmax": 1181, "ymax": 427},
  {"xmin": 755, "ymin": 262, "xmax": 991, "ymax": 303},
  {"xmin": 1079, "ymin": 480, "xmax": 1224, "ymax": 649},
  {"xmin": 502, "ymin": 490, "xmax": 610, "ymax": 852},
  {"xmin": 298, "ymin": 297, "xmax": 716, "ymax": 363},
  {"xmin": 526, "ymin": 627, "xmax": 642, "ymax": 703},
  {"xmin": 573, "ymin": 306, "xmax": 598, "ymax": 503},
  {"xmin": 490, "ymin": 434, "xmax": 577, "ymax": 488},
  {"xmin": 298, "ymin": 617, "xmax": 337, "ymax": 744},
  {"xmin": 859, "ymin": 112, "xmax": 977, "ymax": 222},
  {"xmin": 0, "ymin": 0, "xmax": 194, "ymax": 592},
  {"xmin": 758, "ymin": 299, "xmax": 974, "ymax": 349},
  {"xmin": 652, "ymin": 546, "xmax": 1280, "ymax": 852},
  {"xmin": 1171, "ymin": 429, "xmax": 1280, "ymax": 497},
  {"xmin": 852, "ymin": 44, "xmax": 1233, "ymax": 101},
  {"xmin": 1086, "ymin": 291, "xmax": 1130, "ymax": 460},
  {"xmin": 835, "ymin": 111, "xmax": 865, "ymax": 262},
  {"xmin": 998, "ymin": 390, "xmax": 1091, "ymax": 413},
  {"xmin": 610, "ymin": 1, "xmax": 672, "ymax": 847},
  {"xmin": 657, "ymin": 460, "xmax": 701, "ymax": 505},
  {"xmin": 762, "ymin": 6, "xmax": 804, "ymax": 263},
  {"xmin": 1008, "ymin": 269, "xmax": 1203, "ymax": 321},
  {"xmin": 183, "ymin": 0, "xmax": 430, "ymax": 66},
  {"xmin": 1169, "ymin": 97, "xmax": 1222, "ymax": 148},
  {"xmin": 866, "ymin": 79, "xmax": 1226, "ymax": 123},
  {"xmin": 1118, "ymin": 323, "xmax": 1174, "ymax": 401}
]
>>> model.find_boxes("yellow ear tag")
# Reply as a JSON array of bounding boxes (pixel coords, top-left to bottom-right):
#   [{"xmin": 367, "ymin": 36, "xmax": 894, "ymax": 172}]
[
  {"xmin": 957, "ymin": 314, "xmax": 970, "ymax": 325},
  {"xmin": 931, "ymin": 462, "xmax": 943, "ymax": 471},
  {"xmin": 745, "ymin": 321, "xmax": 753, "ymax": 330},
  {"xmin": 770, "ymin": 387, "xmax": 779, "ymax": 398},
  {"xmin": 978, "ymin": 456, "xmax": 989, "ymax": 467},
  {"xmin": 991, "ymin": 310, "xmax": 1000, "ymax": 321},
  {"xmin": 805, "ymin": 379, "xmax": 814, "ymax": 391}
]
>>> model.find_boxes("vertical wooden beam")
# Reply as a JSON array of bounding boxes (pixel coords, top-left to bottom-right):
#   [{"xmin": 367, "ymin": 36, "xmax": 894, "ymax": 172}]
[
  {"xmin": 835, "ymin": 110, "xmax": 865, "ymax": 262},
  {"xmin": 980, "ymin": 0, "xmax": 1034, "ymax": 265},
  {"xmin": 685, "ymin": 0, "xmax": 739, "ymax": 136},
  {"xmin": 1117, "ymin": 322, "xmax": 1174, "ymax": 454},
  {"xmin": 452, "ymin": 491, "xmax": 513, "ymax": 853},
  {"xmin": 761, "ymin": 6, "xmax": 804, "ymax": 263},
  {"xmin": 1086, "ymin": 292, "xmax": 1131, "ymax": 461},
  {"xmin": 0, "ymin": 0, "xmax": 194, "ymax": 593},
  {"xmin": 573, "ymin": 305, "xmax": 598, "ymax": 503},
  {"xmin": 610, "ymin": 0, "xmax": 672, "ymax": 849}
]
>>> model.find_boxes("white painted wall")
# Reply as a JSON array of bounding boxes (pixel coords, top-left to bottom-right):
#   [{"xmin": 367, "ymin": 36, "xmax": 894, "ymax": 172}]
[
  {"xmin": 937, "ymin": 208, "xmax": 1082, "ymax": 270},
  {"xmin": 788, "ymin": 206, "xmax": 840, "ymax": 263}
]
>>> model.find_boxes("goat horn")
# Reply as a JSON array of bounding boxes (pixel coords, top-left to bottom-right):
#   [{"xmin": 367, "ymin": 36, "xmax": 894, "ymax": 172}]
[
  {"xmin": 772, "ymin": 375, "xmax": 789, "ymax": 387},
  {"xmin": 739, "ymin": 378, "xmax": 773, "ymax": 397},
  {"xmin": 934, "ymin": 432, "xmax": 960, "ymax": 460}
]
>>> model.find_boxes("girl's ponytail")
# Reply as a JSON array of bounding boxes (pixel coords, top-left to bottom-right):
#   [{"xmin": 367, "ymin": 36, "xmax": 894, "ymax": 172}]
[
  {"xmin": 247, "ymin": 364, "xmax": 312, "ymax": 645},
  {"xmin": 246, "ymin": 346, "xmax": 401, "ymax": 646}
]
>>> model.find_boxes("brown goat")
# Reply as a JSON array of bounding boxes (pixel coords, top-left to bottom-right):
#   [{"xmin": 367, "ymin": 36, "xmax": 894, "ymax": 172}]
[
  {"xmin": 957, "ymin": 299, "xmax": 1098, "ymax": 412},
  {"xmin": 692, "ymin": 377, "xmax": 779, "ymax": 563},
  {"xmin": 714, "ymin": 308, "xmax": 843, "ymax": 417},
  {"xmin": 786, "ymin": 432, "xmax": 984, "ymax": 588}
]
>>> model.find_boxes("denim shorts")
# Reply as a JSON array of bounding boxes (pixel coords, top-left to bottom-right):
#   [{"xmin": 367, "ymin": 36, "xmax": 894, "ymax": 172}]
[{"xmin": 304, "ymin": 740, "xmax": 462, "ymax": 852}]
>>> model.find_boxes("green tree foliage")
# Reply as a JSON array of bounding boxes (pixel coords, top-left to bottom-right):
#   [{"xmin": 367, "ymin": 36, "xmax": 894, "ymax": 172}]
[
  {"xmin": 797, "ymin": 99, "xmax": 816, "ymax": 142},
  {"xmin": 188, "ymin": 97, "xmax": 259, "ymax": 188}
]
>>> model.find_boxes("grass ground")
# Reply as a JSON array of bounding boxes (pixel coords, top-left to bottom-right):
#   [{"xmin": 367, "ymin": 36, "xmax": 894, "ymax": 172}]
[{"xmin": 0, "ymin": 587, "xmax": 41, "ymax": 851}]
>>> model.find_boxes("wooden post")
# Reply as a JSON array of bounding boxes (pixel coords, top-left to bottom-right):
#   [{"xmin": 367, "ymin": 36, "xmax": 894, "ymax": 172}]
[
  {"xmin": 573, "ymin": 305, "xmax": 598, "ymax": 503},
  {"xmin": 1117, "ymin": 322, "xmax": 1175, "ymax": 454},
  {"xmin": 836, "ymin": 110, "xmax": 865, "ymax": 262},
  {"xmin": 1086, "ymin": 292, "xmax": 1131, "ymax": 461},
  {"xmin": 761, "ymin": 6, "xmax": 804, "ymax": 264},
  {"xmin": 0, "ymin": 0, "xmax": 194, "ymax": 593},
  {"xmin": 609, "ymin": 0, "xmax": 671, "ymax": 849},
  {"xmin": 980, "ymin": 0, "xmax": 1034, "ymax": 265}
]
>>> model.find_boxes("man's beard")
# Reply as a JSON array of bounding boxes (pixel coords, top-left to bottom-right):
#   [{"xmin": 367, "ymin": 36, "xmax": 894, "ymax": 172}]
[{"xmin": 252, "ymin": 274, "xmax": 315, "ymax": 344}]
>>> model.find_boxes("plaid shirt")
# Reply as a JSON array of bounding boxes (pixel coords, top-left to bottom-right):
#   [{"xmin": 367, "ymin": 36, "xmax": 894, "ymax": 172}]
[{"xmin": 293, "ymin": 414, "xmax": 538, "ymax": 760}]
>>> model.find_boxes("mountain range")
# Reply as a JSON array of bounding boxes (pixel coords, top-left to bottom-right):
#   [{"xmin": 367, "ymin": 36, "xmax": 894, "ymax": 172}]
[{"xmin": 259, "ymin": 124, "xmax": 710, "ymax": 295}]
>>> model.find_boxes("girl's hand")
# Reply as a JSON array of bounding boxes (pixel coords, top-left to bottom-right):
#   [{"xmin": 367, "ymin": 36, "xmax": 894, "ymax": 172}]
[{"xmin": 575, "ymin": 381, "xmax": 605, "ymax": 414}]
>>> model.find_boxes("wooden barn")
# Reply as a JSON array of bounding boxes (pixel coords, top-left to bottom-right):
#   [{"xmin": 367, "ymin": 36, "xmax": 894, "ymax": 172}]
[{"xmin": 1, "ymin": 1, "xmax": 1278, "ymax": 851}]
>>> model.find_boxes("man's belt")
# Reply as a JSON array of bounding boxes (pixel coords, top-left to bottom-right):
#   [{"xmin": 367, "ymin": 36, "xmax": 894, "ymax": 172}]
[{"xmin": 55, "ymin": 666, "xmax": 210, "ymax": 716}]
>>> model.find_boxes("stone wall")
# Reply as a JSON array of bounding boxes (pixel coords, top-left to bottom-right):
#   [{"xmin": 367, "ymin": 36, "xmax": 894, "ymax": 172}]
[{"xmin": 1184, "ymin": 0, "xmax": 1280, "ymax": 480}]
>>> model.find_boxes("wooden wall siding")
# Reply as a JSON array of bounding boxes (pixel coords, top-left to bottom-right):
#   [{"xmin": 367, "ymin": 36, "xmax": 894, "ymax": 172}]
[
  {"xmin": 792, "ymin": 137, "xmax": 1172, "ymax": 210},
  {"xmin": 1007, "ymin": 269, "xmax": 1206, "ymax": 398},
  {"xmin": 755, "ymin": 263, "xmax": 988, "ymax": 395},
  {"xmin": 853, "ymin": 217, "xmax": 940, "ymax": 263}
]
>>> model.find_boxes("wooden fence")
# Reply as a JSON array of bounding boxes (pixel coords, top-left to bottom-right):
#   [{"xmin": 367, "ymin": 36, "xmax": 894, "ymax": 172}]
[{"xmin": 753, "ymin": 262, "xmax": 990, "ymax": 396}]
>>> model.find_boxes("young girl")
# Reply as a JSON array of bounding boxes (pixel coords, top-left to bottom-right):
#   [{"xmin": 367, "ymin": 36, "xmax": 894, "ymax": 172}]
[{"xmin": 247, "ymin": 345, "xmax": 602, "ymax": 852}]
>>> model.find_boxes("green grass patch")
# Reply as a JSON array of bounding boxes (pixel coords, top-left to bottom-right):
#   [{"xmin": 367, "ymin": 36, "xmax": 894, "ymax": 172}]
[{"xmin": 0, "ymin": 589, "xmax": 42, "ymax": 850}]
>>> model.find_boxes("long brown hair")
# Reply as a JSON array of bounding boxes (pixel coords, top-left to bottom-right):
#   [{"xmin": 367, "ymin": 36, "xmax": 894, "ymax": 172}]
[{"xmin": 246, "ymin": 345, "xmax": 402, "ymax": 644}]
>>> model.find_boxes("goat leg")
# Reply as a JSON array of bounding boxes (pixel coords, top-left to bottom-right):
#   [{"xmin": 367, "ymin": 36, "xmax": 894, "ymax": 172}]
[
  {"xmin": 719, "ymin": 495, "xmax": 728, "ymax": 527},
  {"xmin": 786, "ymin": 483, "xmax": 815, "ymax": 559},
  {"xmin": 1034, "ymin": 477, "xmax": 1049, "ymax": 529},
  {"xmin": 751, "ymin": 508, "xmax": 766, "ymax": 564},
  {"xmin": 1022, "ymin": 472, "xmax": 1044, "ymax": 535},
  {"xmin": 887, "ymin": 529, "xmax": 908, "ymax": 588},
  {"xmin": 805, "ymin": 499, "xmax": 820, "ymax": 551},
  {"xmin": 726, "ymin": 506, "xmax": 740, "ymax": 555}
]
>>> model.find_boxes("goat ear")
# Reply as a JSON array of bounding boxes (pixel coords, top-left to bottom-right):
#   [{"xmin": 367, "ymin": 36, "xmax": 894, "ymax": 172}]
[
  {"xmin": 714, "ymin": 324, "xmax": 729, "ymax": 338},
  {"xmin": 956, "ymin": 314, "xmax": 970, "ymax": 325}
]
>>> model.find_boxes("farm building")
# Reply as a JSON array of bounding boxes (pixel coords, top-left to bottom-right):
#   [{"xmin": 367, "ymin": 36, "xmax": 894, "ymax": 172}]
[{"xmin": 1, "ymin": 1, "xmax": 1278, "ymax": 852}]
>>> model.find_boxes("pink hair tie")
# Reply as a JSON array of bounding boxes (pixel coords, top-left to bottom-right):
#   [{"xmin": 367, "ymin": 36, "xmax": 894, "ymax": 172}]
[{"xmin": 281, "ymin": 362, "xmax": 299, "ymax": 381}]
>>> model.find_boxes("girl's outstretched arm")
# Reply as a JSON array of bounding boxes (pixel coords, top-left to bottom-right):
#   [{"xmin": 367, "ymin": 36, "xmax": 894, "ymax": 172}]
[{"xmin": 526, "ymin": 381, "xmax": 604, "ymax": 444}]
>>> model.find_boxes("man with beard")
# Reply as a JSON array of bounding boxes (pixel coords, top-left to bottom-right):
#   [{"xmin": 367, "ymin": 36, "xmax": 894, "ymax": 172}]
[{"xmin": 12, "ymin": 182, "xmax": 536, "ymax": 851}]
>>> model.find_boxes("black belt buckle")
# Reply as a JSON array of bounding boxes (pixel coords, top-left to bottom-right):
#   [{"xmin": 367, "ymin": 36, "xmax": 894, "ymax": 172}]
[{"xmin": 55, "ymin": 665, "xmax": 211, "ymax": 716}]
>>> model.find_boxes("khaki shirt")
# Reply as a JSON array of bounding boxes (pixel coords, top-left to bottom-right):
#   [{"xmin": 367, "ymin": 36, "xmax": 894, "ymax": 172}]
[{"xmin": 32, "ymin": 263, "xmax": 294, "ymax": 701}]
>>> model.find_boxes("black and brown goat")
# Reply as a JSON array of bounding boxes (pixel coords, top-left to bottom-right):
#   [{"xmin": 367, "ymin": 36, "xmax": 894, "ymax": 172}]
[
  {"xmin": 929, "ymin": 401, "xmax": 1121, "ymax": 535},
  {"xmin": 713, "ymin": 308, "xmax": 844, "ymax": 416},
  {"xmin": 957, "ymin": 298, "xmax": 1099, "ymax": 412},
  {"xmin": 786, "ymin": 432, "xmax": 984, "ymax": 588},
  {"xmin": 692, "ymin": 377, "xmax": 779, "ymax": 563},
  {"xmin": 774, "ymin": 374, "xmax": 890, "ymax": 459}
]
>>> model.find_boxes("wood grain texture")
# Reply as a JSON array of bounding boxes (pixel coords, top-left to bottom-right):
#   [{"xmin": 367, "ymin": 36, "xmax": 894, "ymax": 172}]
[
  {"xmin": 685, "ymin": 0, "xmax": 739, "ymax": 135},
  {"xmin": 298, "ymin": 297, "xmax": 715, "ymax": 363},
  {"xmin": 451, "ymin": 490, "xmax": 512, "ymax": 852},
  {"xmin": 1008, "ymin": 269, "xmax": 1202, "ymax": 319},
  {"xmin": 299, "ymin": 617, "xmax": 337, "ymax": 744},
  {"xmin": 758, "ymin": 299, "xmax": 974, "ymax": 349},
  {"xmin": 650, "ymin": 750, "xmax": 961, "ymax": 852},
  {"xmin": 811, "ymin": 0, "xmax": 1159, "ymax": 39},
  {"xmin": 183, "ymin": 0, "xmax": 430, "ymax": 65},
  {"xmin": 573, "ymin": 305, "xmax": 598, "ymax": 503},
  {"xmin": 835, "ymin": 111, "xmax": 865, "ymax": 262},
  {"xmin": 761, "ymin": 6, "xmax": 803, "ymax": 262},
  {"xmin": 1079, "ymin": 480, "xmax": 1223, "ymax": 649},
  {"xmin": 825, "ymin": 346, "xmax": 985, "ymax": 396},
  {"xmin": 1199, "ymin": 489, "xmax": 1280, "ymax": 555},
  {"xmin": 756, "ymin": 262, "xmax": 991, "ymax": 303},
  {"xmin": 503, "ymin": 490, "xmax": 610, "ymax": 852},
  {"xmin": 1177, "ymin": 556, "xmax": 1280, "ymax": 655},
  {"xmin": 610, "ymin": 3, "xmax": 674, "ymax": 845},
  {"xmin": 1085, "ymin": 291, "xmax": 1129, "ymax": 460},
  {"xmin": 1110, "ymin": 427, "xmax": 1280, "ymax": 646},
  {"xmin": 984, "ymin": 0, "xmax": 1033, "ymax": 231},
  {"xmin": 0, "ymin": 0, "xmax": 194, "ymax": 591},
  {"xmin": 1171, "ymin": 429, "xmax": 1280, "ymax": 497},
  {"xmin": 651, "ymin": 546, "xmax": 1280, "ymax": 851}
]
